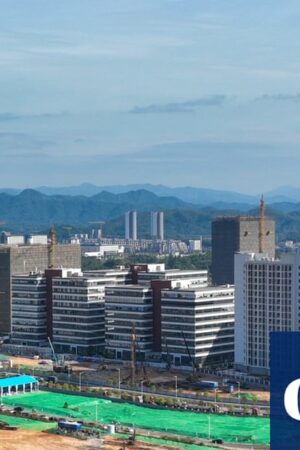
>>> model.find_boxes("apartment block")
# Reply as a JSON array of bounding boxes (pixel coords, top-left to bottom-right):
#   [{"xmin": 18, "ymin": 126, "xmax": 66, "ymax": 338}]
[
  {"xmin": 151, "ymin": 211, "xmax": 164, "ymax": 241},
  {"xmin": 234, "ymin": 251, "xmax": 299, "ymax": 375},
  {"xmin": 125, "ymin": 211, "xmax": 137, "ymax": 240}
]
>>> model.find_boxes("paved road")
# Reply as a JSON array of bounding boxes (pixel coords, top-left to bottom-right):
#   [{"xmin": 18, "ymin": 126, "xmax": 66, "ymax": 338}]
[{"xmin": 6, "ymin": 367, "xmax": 270, "ymax": 411}]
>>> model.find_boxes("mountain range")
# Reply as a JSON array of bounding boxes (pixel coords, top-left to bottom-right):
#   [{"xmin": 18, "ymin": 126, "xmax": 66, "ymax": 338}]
[
  {"xmin": 2, "ymin": 188, "xmax": 300, "ymax": 242},
  {"xmin": 2, "ymin": 183, "xmax": 300, "ymax": 205}
]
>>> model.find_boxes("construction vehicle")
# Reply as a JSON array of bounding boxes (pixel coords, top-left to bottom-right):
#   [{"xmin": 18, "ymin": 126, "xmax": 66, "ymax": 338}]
[
  {"xmin": 127, "ymin": 429, "xmax": 136, "ymax": 446},
  {"xmin": 48, "ymin": 337, "xmax": 72, "ymax": 374},
  {"xmin": 163, "ymin": 335, "xmax": 172, "ymax": 370},
  {"xmin": 181, "ymin": 330, "xmax": 199, "ymax": 379}
]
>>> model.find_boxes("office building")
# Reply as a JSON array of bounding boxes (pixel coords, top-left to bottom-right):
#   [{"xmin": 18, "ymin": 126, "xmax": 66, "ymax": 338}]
[
  {"xmin": 0, "ymin": 243, "xmax": 81, "ymax": 335},
  {"xmin": 234, "ymin": 251, "xmax": 300, "ymax": 375},
  {"xmin": 52, "ymin": 273, "xmax": 107, "ymax": 355},
  {"xmin": 105, "ymin": 265, "xmax": 212, "ymax": 361},
  {"xmin": 105, "ymin": 285, "xmax": 153, "ymax": 360},
  {"xmin": 125, "ymin": 211, "xmax": 137, "ymax": 240},
  {"xmin": 132, "ymin": 263, "xmax": 208, "ymax": 287},
  {"xmin": 11, "ymin": 274, "xmax": 48, "ymax": 347},
  {"xmin": 161, "ymin": 285, "xmax": 235, "ymax": 367},
  {"xmin": 151, "ymin": 211, "xmax": 164, "ymax": 241},
  {"xmin": 212, "ymin": 201, "xmax": 275, "ymax": 285}
]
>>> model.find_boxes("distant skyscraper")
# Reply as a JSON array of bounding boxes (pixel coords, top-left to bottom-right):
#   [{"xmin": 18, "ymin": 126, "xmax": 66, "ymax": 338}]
[
  {"xmin": 150, "ymin": 211, "xmax": 164, "ymax": 240},
  {"xmin": 211, "ymin": 200, "xmax": 275, "ymax": 285},
  {"xmin": 125, "ymin": 211, "xmax": 137, "ymax": 240}
]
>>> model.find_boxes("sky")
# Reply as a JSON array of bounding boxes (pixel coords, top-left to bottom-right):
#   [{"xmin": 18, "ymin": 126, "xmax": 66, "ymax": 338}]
[{"xmin": 1, "ymin": 0, "xmax": 300, "ymax": 193}]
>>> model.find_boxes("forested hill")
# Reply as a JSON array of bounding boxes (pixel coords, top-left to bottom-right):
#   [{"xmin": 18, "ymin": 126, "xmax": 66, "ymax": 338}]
[{"xmin": 1, "ymin": 189, "xmax": 300, "ymax": 242}]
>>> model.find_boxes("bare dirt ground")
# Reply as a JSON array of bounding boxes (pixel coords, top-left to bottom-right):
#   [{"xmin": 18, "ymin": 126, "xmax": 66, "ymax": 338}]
[
  {"xmin": 0, "ymin": 430, "xmax": 100, "ymax": 450},
  {"xmin": 0, "ymin": 430, "xmax": 173, "ymax": 450}
]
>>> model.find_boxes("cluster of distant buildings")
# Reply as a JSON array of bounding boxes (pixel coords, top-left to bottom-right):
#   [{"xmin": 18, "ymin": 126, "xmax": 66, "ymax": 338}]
[
  {"xmin": 1, "ymin": 199, "xmax": 300, "ymax": 378},
  {"xmin": 72, "ymin": 210, "xmax": 203, "ymax": 258}
]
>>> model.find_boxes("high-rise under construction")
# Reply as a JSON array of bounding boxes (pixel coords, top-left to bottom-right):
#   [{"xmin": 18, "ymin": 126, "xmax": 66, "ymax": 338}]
[{"xmin": 211, "ymin": 199, "xmax": 275, "ymax": 285}]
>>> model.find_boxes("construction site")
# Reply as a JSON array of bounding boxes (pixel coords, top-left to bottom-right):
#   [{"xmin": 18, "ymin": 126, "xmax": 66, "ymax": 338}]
[{"xmin": 0, "ymin": 349, "xmax": 270, "ymax": 449}]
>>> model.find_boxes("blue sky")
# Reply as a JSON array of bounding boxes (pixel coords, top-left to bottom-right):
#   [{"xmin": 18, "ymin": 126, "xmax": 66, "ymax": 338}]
[{"xmin": 1, "ymin": 0, "xmax": 300, "ymax": 193}]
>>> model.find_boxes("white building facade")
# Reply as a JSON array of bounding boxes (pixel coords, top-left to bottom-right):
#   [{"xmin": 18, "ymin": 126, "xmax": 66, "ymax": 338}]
[
  {"xmin": 52, "ymin": 275, "xmax": 107, "ymax": 355},
  {"xmin": 161, "ymin": 285, "xmax": 235, "ymax": 367},
  {"xmin": 105, "ymin": 285, "xmax": 153, "ymax": 360},
  {"xmin": 234, "ymin": 251, "xmax": 300, "ymax": 375},
  {"xmin": 11, "ymin": 274, "xmax": 48, "ymax": 346}
]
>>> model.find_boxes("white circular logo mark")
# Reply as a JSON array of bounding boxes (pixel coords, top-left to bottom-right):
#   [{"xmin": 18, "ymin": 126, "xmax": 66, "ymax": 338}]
[{"xmin": 284, "ymin": 379, "xmax": 300, "ymax": 420}]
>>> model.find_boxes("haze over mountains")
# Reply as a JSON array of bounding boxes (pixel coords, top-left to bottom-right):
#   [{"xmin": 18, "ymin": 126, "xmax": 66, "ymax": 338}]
[
  {"xmin": 2, "ymin": 187, "xmax": 300, "ymax": 241},
  {"xmin": 1, "ymin": 183, "xmax": 300, "ymax": 205}
]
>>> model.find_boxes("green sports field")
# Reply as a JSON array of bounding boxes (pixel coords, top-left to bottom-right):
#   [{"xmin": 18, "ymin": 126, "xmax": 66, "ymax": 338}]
[{"xmin": 2, "ymin": 391, "xmax": 269, "ymax": 444}]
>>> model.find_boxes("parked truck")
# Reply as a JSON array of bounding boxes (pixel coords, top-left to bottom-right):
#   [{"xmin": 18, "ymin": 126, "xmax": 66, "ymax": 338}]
[{"xmin": 199, "ymin": 380, "xmax": 219, "ymax": 390}]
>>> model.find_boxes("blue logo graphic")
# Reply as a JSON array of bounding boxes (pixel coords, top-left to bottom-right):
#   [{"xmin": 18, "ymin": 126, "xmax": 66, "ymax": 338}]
[{"xmin": 271, "ymin": 332, "xmax": 300, "ymax": 448}]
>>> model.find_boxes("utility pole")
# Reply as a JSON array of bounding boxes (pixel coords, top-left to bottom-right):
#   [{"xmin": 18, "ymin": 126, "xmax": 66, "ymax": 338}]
[
  {"xmin": 174, "ymin": 375, "xmax": 178, "ymax": 398},
  {"xmin": 117, "ymin": 368, "xmax": 121, "ymax": 392}
]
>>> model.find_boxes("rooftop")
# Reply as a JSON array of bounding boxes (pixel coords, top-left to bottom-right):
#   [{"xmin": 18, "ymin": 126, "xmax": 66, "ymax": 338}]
[{"xmin": 0, "ymin": 375, "xmax": 38, "ymax": 389}]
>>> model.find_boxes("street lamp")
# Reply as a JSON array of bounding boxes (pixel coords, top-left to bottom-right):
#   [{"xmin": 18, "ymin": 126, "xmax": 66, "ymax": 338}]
[
  {"xmin": 174, "ymin": 376, "xmax": 178, "ymax": 398},
  {"xmin": 237, "ymin": 381, "xmax": 241, "ymax": 397},
  {"xmin": 79, "ymin": 371, "xmax": 85, "ymax": 392},
  {"xmin": 208, "ymin": 416, "xmax": 211, "ymax": 440},
  {"xmin": 117, "ymin": 368, "xmax": 121, "ymax": 392},
  {"xmin": 95, "ymin": 401, "xmax": 98, "ymax": 422},
  {"xmin": 141, "ymin": 380, "xmax": 145, "ymax": 397}
]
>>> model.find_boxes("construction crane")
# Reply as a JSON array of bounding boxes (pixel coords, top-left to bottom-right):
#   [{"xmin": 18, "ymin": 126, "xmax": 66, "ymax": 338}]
[
  {"xmin": 181, "ymin": 330, "xmax": 198, "ymax": 377},
  {"xmin": 163, "ymin": 335, "xmax": 172, "ymax": 370},
  {"xmin": 135, "ymin": 335, "xmax": 149, "ymax": 383},
  {"xmin": 259, "ymin": 195, "xmax": 265, "ymax": 254},
  {"xmin": 48, "ymin": 336, "xmax": 71, "ymax": 374},
  {"xmin": 48, "ymin": 226, "xmax": 57, "ymax": 268},
  {"xmin": 48, "ymin": 336, "xmax": 58, "ymax": 364}
]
